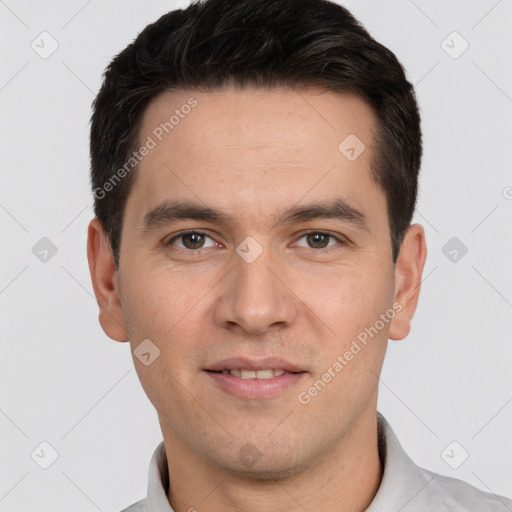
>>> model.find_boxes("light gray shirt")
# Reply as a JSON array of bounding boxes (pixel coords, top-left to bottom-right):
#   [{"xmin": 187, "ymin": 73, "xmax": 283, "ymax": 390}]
[{"xmin": 120, "ymin": 412, "xmax": 512, "ymax": 511}]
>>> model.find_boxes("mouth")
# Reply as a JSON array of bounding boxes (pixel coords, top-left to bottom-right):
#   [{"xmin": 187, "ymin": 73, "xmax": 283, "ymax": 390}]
[
  {"xmin": 204, "ymin": 357, "xmax": 307, "ymax": 399},
  {"xmin": 207, "ymin": 368, "xmax": 289, "ymax": 379}
]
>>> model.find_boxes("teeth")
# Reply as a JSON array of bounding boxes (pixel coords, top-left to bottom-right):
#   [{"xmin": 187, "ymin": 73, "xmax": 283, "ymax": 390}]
[
  {"xmin": 223, "ymin": 369, "xmax": 286, "ymax": 379},
  {"xmin": 254, "ymin": 369, "xmax": 272, "ymax": 379}
]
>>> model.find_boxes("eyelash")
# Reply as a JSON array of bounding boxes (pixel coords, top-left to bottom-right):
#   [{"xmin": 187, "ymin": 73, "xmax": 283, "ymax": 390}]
[{"xmin": 165, "ymin": 230, "xmax": 347, "ymax": 251}]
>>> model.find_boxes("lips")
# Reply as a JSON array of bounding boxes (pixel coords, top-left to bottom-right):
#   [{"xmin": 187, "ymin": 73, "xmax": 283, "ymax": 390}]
[{"xmin": 204, "ymin": 357, "xmax": 306, "ymax": 398}]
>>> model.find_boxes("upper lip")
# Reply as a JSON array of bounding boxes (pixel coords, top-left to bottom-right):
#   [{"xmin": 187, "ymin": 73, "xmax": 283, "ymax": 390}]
[{"xmin": 206, "ymin": 357, "xmax": 305, "ymax": 373}]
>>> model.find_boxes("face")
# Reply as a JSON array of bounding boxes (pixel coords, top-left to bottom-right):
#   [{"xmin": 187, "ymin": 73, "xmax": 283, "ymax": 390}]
[{"xmin": 88, "ymin": 86, "xmax": 425, "ymax": 479}]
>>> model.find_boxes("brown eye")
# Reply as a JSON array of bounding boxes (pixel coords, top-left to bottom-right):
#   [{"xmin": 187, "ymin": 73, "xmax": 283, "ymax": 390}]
[
  {"xmin": 167, "ymin": 231, "xmax": 216, "ymax": 250},
  {"xmin": 181, "ymin": 232, "xmax": 205, "ymax": 249},
  {"xmin": 294, "ymin": 231, "xmax": 347, "ymax": 250},
  {"xmin": 306, "ymin": 232, "xmax": 331, "ymax": 248}
]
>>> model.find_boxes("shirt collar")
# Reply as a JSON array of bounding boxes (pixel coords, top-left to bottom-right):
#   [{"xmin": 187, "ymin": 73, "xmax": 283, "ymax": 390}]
[
  {"xmin": 143, "ymin": 412, "xmax": 465, "ymax": 512},
  {"xmin": 367, "ymin": 413, "xmax": 461, "ymax": 511},
  {"xmin": 146, "ymin": 438, "xmax": 172, "ymax": 512}
]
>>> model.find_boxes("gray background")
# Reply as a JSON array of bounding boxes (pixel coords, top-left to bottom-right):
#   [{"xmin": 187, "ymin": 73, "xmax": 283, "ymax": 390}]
[{"xmin": 1, "ymin": 0, "xmax": 511, "ymax": 510}]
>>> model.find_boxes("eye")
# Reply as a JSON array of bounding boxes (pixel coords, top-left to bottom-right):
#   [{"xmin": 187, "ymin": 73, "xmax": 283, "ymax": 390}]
[
  {"xmin": 295, "ymin": 231, "xmax": 344, "ymax": 249},
  {"xmin": 166, "ymin": 231, "xmax": 217, "ymax": 250}
]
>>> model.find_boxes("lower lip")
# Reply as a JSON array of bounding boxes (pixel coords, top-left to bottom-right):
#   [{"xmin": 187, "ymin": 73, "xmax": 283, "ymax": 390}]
[{"xmin": 204, "ymin": 371, "xmax": 306, "ymax": 399}]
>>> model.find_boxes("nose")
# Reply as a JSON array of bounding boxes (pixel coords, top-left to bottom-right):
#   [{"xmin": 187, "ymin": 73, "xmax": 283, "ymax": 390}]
[{"xmin": 213, "ymin": 244, "xmax": 299, "ymax": 336}]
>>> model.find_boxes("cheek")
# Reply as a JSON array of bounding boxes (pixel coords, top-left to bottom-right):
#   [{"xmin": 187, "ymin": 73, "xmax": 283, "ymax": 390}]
[
  {"xmin": 296, "ymin": 268, "xmax": 392, "ymax": 417},
  {"xmin": 120, "ymin": 266, "xmax": 214, "ymax": 387},
  {"xmin": 120, "ymin": 260, "xmax": 205, "ymax": 338},
  {"xmin": 297, "ymin": 262, "xmax": 394, "ymax": 340},
  {"xmin": 121, "ymin": 276, "xmax": 205, "ymax": 410}
]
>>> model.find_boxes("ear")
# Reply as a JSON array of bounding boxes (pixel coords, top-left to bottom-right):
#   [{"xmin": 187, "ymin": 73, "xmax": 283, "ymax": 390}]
[
  {"xmin": 388, "ymin": 223, "xmax": 427, "ymax": 341},
  {"xmin": 87, "ymin": 218, "xmax": 129, "ymax": 342}
]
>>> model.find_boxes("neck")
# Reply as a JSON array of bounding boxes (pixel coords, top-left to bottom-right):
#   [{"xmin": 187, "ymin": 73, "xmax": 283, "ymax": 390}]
[{"xmin": 160, "ymin": 407, "xmax": 383, "ymax": 512}]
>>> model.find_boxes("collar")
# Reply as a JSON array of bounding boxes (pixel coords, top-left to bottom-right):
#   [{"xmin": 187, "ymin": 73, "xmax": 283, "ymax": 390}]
[{"xmin": 139, "ymin": 412, "xmax": 507, "ymax": 512}]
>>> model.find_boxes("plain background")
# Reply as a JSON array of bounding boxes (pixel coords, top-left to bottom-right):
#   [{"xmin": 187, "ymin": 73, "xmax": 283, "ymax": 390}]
[{"xmin": 1, "ymin": 1, "xmax": 511, "ymax": 510}]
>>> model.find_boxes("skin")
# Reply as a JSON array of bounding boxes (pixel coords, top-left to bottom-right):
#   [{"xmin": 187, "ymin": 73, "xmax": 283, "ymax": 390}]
[{"xmin": 87, "ymin": 86, "xmax": 427, "ymax": 512}]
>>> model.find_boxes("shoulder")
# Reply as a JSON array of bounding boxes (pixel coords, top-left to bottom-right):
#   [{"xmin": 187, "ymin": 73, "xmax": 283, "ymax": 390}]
[
  {"xmin": 118, "ymin": 498, "xmax": 146, "ymax": 512},
  {"xmin": 373, "ymin": 413, "xmax": 512, "ymax": 511},
  {"xmin": 418, "ymin": 465, "xmax": 512, "ymax": 511}
]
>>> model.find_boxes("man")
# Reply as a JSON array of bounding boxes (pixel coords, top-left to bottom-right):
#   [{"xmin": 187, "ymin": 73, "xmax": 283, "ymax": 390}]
[{"xmin": 86, "ymin": 0, "xmax": 512, "ymax": 510}]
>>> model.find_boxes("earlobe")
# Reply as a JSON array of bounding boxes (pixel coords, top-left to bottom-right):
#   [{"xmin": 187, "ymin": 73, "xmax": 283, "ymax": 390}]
[
  {"xmin": 388, "ymin": 223, "xmax": 427, "ymax": 341},
  {"xmin": 87, "ymin": 218, "xmax": 129, "ymax": 342}
]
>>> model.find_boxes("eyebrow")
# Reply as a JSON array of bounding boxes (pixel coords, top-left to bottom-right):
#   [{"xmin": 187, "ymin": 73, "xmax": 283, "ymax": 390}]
[
  {"xmin": 273, "ymin": 199, "xmax": 369, "ymax": 232},
  {"xmin": 140, "ymin": 198, "xmax": 370, "ymax": 235},
  {"xmin": 141, "ymin": 200, "xmax": 232, "ymax": 235}
]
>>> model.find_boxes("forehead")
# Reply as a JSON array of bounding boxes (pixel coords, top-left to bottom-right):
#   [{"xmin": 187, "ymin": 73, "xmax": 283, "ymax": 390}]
[
  {"xmin": 140, "ymin": 85, "xmax": 376, "ymax": 155},
  {"xmin": 126, "ymin": 86, "xmax": 385, "ymax": 229}
]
